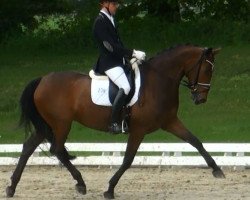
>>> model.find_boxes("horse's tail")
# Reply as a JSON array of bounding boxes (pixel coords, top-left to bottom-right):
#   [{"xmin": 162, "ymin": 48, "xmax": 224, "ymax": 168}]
[{"xmin": 19, "ymin": 77, "xmax": 53, "ymax": 142}]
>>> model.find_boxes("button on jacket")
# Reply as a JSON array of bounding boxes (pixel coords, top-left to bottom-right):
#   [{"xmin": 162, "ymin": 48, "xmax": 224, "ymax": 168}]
[{"xmin": 93, "ymin": 12, "xmax": 133, "ymax": 75}]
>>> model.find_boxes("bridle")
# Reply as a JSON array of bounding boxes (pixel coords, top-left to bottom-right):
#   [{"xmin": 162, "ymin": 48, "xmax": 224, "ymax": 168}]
[{"xmin": 182, "ymin": 48, "xmax": 215, "ymax": 93}]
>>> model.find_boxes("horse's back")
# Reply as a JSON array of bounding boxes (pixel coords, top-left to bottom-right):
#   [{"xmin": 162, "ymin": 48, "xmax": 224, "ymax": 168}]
[
  {"xmin": 34, "ymin": 71, "xmax": 91, "ymax": 123},
  {"xmin": 36, "ymin": 71, "xmax": 90, "ymax": 97},
  {"xmin": 41, "ymin": 71, "xmax": 88, "ymax": 85}
]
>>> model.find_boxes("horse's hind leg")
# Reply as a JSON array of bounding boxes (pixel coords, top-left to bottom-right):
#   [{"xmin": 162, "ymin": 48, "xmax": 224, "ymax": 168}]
[
  {"xmin": 6, "ymin": 132, "xmax": 45, "ymax": 197},
  {"xmin": 55, "ymin": 151, "xmax": 86, "ymax": 194},
  {"xmin": 50, "ymin": 124, "xmax": 86, "ymax": 195},
  {"xmin": 163, "ymin": 118, "xmax": 225, "ymax": 178}
]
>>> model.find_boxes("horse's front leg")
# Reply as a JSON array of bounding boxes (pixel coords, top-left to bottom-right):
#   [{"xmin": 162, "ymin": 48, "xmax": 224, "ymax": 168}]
[
  {"xmin": 104, "ymin": 132, "xmax": 144, "ymax": 199},
  {"xmin": 162, "ymin": 118, "xmax": 225, "ymax": 178}
]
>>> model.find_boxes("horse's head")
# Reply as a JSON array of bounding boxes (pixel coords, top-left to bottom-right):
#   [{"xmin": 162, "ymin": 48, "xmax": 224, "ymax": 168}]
[{"xmin": 184, "ymin": 48, "xmax": 221, "ymax": 105}]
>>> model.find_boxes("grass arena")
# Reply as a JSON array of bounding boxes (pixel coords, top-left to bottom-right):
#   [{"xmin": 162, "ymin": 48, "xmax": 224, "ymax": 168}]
[{"xmin": 1, "ymin": 166, "xmax": 250, "ymax": 200}]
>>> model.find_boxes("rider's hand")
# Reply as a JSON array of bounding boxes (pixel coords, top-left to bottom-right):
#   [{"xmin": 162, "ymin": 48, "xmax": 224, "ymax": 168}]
[{"xmin": 133, "ymin": 50, "xmax": 146, "ymax": 62}]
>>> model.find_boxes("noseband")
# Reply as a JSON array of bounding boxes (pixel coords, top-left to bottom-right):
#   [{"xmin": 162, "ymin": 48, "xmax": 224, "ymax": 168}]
[{"xmin": 182, "ymin": 48, "xmax": 215, "ymax": 92}]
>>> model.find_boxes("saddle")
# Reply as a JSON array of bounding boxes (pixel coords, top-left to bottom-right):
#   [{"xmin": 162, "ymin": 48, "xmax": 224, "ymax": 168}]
[
  {"xmin": 89, "ymin": 59, "xmax": 141, "ymax": 107},
  {"xmin": 89, "ymin": 59, "xmax": 141, "ymax": 133}
]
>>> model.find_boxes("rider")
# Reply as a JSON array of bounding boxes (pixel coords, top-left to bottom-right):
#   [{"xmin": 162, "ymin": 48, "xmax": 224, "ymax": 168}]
[{"xmin": 93, "ymin": 0, "xmax": 146, "ymax": 134}]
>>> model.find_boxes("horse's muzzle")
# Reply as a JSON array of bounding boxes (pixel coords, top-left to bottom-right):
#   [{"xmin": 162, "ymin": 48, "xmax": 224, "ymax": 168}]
[
  {"xmin": 192, "ymin": 92, "xmax": 207, "ymax": 105},
  {"xmin": 194, "ymin": 98, "xmax": 207, "ymax": 105}
]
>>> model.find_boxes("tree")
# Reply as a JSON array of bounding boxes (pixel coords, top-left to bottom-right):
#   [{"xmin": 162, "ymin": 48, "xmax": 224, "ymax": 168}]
[
  {"xmin": 1, "ymin": 0, "xmax": 248, "ymax": 42},
  {"xmin": 180, "ymin": 0, "xmax": 249, "ymax": 22},
  {"xmin": 0, "ymin": 0, "xmax": 73, "ymax": 40},
  {"xmin": 118, "ymin": 0, "xmax": 249, "ymax": 22},
  {"xmin": 117, "ymin": 0, "xmax": 181, "ymax": 22},
  {"xmin": 143, "ymin": 0, "xmax": 181, "ymax": 22}
]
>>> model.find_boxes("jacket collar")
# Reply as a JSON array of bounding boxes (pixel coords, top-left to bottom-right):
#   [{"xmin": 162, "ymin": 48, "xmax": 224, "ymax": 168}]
[{"xmin": 100, "ymin": 9, "xmax": 115, "ymax": 27}]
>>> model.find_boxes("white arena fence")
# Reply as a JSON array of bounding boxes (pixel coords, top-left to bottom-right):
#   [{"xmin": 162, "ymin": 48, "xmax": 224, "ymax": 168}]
[{"xmin": 0, "ymin": 143, "xmax": 250, "ymax": 169}]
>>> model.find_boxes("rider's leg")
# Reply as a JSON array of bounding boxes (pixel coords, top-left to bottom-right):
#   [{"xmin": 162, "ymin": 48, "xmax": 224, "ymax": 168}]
[{"xmin": 105, "ymin": 66, "xmax": 130, "ymax": 133}]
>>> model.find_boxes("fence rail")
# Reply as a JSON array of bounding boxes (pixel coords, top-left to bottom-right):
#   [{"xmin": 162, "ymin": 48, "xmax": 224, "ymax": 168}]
[{"xmin": 0, "ymin": 143, "xmax": 249, "ymax": 168}]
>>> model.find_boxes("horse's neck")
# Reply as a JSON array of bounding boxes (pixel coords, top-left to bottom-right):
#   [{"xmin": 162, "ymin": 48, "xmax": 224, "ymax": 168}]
[
  {"xmin": 148, "ymin": 47, "xmax": 201, "ymax": 84},
  {"xmin": 139, "ymin": 47, "xmax": 202, "ymax": 116},
  {"xmin": 140, "ymin": 47, "xmax": 201, "ymax": 109},
  {"xmin": 147, "ymin": 54, "xmax": 182, "ymax": 84}
]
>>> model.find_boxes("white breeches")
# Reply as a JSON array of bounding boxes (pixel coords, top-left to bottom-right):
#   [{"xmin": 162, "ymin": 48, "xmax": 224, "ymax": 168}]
[{"xmin": 105, "ymin": 66, "xmax": 131, "ymax": 95}]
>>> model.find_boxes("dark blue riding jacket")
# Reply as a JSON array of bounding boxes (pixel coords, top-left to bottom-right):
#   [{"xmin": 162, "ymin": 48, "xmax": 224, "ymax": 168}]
[{"xmin": 93, "ymin": 12, "xmax": 133, "ymax": 75}]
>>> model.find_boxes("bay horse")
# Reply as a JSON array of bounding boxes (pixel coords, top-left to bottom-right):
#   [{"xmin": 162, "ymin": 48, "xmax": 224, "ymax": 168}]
[{"xmin": 6, "ymin": 45, "xmax": 225, "ymax": 199}]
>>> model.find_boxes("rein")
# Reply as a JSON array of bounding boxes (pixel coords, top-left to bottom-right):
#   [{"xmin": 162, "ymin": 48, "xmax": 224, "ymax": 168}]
[{"xmin": 181, "ymin": 48, "xmax": 215, "ymax": 92}]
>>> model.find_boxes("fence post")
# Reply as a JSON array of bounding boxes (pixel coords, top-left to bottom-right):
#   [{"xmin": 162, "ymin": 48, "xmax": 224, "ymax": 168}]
[{"xmin": 234, "ymin": 152, "xmax": 245, "ymax": 171}]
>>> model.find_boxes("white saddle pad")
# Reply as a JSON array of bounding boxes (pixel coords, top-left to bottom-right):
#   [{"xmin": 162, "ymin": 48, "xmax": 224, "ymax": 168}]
[{"xmin": 89, "ymin": 62, "xmax": 141, "ymax": 107}]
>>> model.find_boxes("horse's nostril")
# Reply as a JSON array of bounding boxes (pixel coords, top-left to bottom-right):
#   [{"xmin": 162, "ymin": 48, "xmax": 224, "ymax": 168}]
[
  {"xmin": 195, "ymin": 98, "xmax": 206, "ymax": 105},
  {"xmin": 200, "ymin": 99, "xmax": 206, "ymax": 103}
]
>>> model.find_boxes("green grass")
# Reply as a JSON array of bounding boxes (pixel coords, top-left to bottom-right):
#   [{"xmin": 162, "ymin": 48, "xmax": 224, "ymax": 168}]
[{"xmin": 0, "ymin": 45, "xmax": 249, "ymax": 144}]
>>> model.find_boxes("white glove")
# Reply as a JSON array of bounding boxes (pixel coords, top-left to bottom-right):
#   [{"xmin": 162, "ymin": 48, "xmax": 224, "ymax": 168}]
[{"xmin": 132, "ymin": 50, "xmax": 146, "ymax": 62}]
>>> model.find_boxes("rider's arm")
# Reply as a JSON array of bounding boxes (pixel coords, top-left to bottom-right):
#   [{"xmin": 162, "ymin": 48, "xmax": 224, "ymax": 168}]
[{"xmin": 94, "ymin": 18, "xmax": 133, "ymax": 59}]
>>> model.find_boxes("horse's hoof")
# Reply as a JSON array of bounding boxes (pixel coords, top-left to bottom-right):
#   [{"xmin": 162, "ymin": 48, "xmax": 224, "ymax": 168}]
[
  {"xmin": 104, "ymin": 191, "xmax": 115, "ymax": 199},
  {"xmin": 212, "ymin": 169, "xmax": 225, "ymax": 178},
  {"xmin": 6, "ymin": 186, "xmax": 15, "ymax": 198},
  {"xmin": 75, "ymin": 184, "xmax": 86, "ymax": 195}
]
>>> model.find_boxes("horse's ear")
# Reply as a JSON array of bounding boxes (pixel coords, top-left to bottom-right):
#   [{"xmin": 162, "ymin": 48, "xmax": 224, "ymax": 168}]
[{"xmin": 212, "ymin": 48, "xmax": 221, "ymax": 55}]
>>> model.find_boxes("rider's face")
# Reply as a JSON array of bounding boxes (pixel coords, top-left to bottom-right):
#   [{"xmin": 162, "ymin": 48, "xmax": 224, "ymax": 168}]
[
  {"xmin": 103, "ymin": 2, "xmax": 119, "ymax": 15},
  {"xmin": 109, "ymin": 2, "xmax": 119, "ymax": 15}
]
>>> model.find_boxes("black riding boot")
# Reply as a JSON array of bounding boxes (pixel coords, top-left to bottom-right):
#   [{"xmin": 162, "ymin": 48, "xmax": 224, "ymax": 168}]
[{"xmin": 109, "ymin": 88, "xmax": 128, "ymax": 134}]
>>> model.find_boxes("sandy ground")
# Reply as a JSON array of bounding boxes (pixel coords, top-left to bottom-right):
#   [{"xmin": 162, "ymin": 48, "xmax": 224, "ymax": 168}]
[{"xmin": 0, "ymin": 166, "xmax": 250, "ymax": 200}]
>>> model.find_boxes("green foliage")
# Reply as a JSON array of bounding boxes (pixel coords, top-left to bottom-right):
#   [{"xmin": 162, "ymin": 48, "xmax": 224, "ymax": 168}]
[
  {"xmin": 0, "ymin": 14, "xmax": 95, "ymax": 54},
  {"xmin": 0, "ymin": 0, "xmax": 74, "ymax": 40},
  {"xmin": 140, "ymin": 0, "xmax": 181, "ymax": 22},
  {"xmin": 119, "ymin": 18, "xmax": 250, "ymax": 51},
  {"xmin": 1, "ymin": 15, "xmax": 249, "ymax": 55},
  {"xmin": 117, "ymin": 0, "xmax": 182, "ymax": 22},
  {"xmin": 1, "ymin": 0, "xmax": 249, "ymax": 42},
  {"xmin": 180, "ymin": 0, "xmax": 249, "ymax": 22},
  {"xmin": 118, "ymin": 0, "xmax": 249, "ymax": 22}
]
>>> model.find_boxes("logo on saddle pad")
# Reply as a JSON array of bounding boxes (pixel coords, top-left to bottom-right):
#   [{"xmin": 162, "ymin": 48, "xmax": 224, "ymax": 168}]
[{"xmin": 89, "ymin": 62, "xmax": 141, "ymax": 107}]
